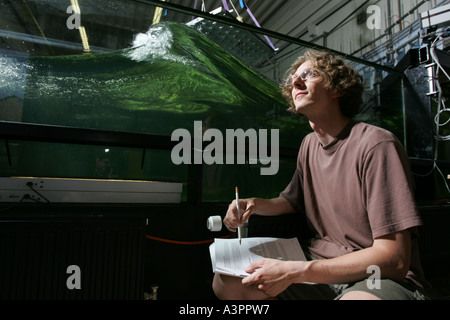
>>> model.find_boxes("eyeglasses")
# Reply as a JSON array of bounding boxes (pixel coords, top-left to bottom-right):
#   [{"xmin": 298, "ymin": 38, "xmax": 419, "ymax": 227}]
[{"xmin": 285, "ymin": 68, "xmax": 319, "ymax": 87}]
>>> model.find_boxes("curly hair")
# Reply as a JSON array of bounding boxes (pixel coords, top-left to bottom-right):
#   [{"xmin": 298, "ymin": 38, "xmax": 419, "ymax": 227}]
[{"xmin": 280, "ymin": 50, "xmax": 364, "ymax": 119}]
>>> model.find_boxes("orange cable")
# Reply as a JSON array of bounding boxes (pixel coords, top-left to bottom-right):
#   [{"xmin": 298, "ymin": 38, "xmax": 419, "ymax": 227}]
[
  {"xmin": 145, "ymin": 234, "xmax": 232, "ymax": 245},
  {"xmin": 432, "ymin": 199, "xmax": 450, "ymax": 205}
]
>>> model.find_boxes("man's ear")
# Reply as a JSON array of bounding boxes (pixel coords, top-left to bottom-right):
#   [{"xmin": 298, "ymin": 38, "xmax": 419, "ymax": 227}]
[{"xmin": 330, "ymin": 89, "xmax": 343, "ymax": 99}]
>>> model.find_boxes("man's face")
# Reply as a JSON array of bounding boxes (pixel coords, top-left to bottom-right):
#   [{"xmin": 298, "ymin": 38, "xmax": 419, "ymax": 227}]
[{"xmin": 290, "ymin": 60, "xmax": 331, "ymax": 117}]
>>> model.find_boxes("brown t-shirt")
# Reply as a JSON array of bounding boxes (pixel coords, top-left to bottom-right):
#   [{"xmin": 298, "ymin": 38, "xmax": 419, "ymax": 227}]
[{"xmin": 280, "ymin": 120, "xmax": 427, "ymax": 287}]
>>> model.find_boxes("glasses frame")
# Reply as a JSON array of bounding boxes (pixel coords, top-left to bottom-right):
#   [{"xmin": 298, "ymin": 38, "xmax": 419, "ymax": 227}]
[{"xmin": 285, "ymin": 68, "xmax": 319, "ymax": 87}]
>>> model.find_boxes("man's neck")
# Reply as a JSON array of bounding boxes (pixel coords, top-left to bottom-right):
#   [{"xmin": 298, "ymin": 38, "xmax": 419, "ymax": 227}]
[{"xmin": 309, "ymin": 115, "xmax": 350, "ymax": 146}]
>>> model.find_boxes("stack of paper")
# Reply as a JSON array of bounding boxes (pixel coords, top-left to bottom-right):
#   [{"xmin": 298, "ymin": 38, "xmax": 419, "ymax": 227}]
[{"xmin": 210, "ymin": 237, "xmax": 306, "ymax": 278}]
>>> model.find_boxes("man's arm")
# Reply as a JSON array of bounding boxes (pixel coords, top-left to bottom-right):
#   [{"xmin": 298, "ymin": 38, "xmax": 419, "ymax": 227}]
[
  {"xmin": 303, "ymin": 230, "xmax": 411, "ymax": 283},
  {"xmin": 243, "ymin": 230, "xmax": 411, "ymax": 297},
  {"xmin": 223, "ymin": 196, "xmax": 295, "ymax": 232}
]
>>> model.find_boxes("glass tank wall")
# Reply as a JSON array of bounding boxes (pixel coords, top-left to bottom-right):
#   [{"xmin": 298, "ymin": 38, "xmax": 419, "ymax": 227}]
[{"xmin": 0, "ymin": 0, "xmax": 406, "ymax": 202}]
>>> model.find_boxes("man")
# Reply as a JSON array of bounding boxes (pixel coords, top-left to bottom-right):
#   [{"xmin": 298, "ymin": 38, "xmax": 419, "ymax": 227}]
[{"xmin": 212, "ymin": 50, "xmax": 428, "ymax": 300}]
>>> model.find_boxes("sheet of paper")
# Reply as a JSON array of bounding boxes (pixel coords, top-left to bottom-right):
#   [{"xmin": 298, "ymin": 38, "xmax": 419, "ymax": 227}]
[{"xmin": 210, "ymin": 237, "xmax": 306, "ymax": 278}]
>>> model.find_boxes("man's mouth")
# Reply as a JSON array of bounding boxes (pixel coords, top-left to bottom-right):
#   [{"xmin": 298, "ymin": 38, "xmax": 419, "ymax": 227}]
[{"xmin": 295, "ymin": 92, "xmax": 307, "ymax": 99}]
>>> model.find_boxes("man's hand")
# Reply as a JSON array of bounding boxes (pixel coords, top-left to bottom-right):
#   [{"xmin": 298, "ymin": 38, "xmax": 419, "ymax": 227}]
[
  {"xmin": 223, "ymin": 197, "xmax": 295, "ymax": 232},
  {"xmin": 223, "ymin": 198, "xmax": 256, "ymax": 232},
  {"xmin": 242, "ymin": 258, "xmax": 306, "ymax": 297}
]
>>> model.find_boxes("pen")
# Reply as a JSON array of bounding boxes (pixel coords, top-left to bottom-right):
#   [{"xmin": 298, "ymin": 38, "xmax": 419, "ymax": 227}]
[{"xmin": 235, "ymin": 186, "xmax": 242, "ymax": 245}]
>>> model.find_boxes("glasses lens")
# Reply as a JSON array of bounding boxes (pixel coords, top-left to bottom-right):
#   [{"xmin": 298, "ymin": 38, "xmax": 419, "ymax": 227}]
[
  {"xmin": 285, "ymin": 75, "xmax": 295, "ymax": 86},
  {"xmin": 286, "ymin": 68, "xmax": 317, "ymax": 86},
  {"xmin": 301, "ymin": 68, "xmax": 316, "ymax": 81}
]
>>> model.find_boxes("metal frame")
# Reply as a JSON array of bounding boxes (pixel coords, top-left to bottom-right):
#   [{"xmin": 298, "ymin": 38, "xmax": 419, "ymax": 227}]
[{"xmin": 131, "ymin": 0, "xmax": 402, "ymax": 74}]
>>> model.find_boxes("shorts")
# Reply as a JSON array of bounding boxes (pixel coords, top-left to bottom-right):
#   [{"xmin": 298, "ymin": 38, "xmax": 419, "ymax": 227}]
[
  {"xmin": 277, "ymin": 251, "xmax": 429, "ymax": 300},
  {"xmin": 277, "ymin": 278, "xmax": 429, "ymax": 300}
]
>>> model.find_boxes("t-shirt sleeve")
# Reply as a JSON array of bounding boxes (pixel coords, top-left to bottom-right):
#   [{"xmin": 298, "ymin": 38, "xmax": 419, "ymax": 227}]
[
  {"xmin": 280, "ymin": 169, "xmax": 305, "ymax": 213},
  {"xmin": 362, "ymin": 138, "xmax": 422, "ymax": 239}
]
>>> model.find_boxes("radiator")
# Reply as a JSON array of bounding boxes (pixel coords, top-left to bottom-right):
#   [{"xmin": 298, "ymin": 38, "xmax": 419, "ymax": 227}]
[{"xmin": 0, "ymin": 216, "xmax": 145, "ymax": 300}]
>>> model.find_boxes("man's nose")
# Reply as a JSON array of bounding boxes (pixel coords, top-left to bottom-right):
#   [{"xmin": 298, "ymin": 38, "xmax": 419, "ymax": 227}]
[{"xmin": 293, "ymin": 78, "xmax": 306, "ymax": 89}]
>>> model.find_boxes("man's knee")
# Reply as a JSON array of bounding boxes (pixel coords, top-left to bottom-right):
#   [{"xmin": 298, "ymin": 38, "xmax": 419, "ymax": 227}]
[
  {"xmin": 212, "ymin": 273, "xmax": 242, "ymax": 300},
  {"xmin": 338, "ymin": 290, "xmax": 380, "ymax": 300},
  {"xmin": 212, "ymin": 273, "xmax": 273, "ymax": 300},
  {"xmin": 212, "ymin": 273, "xmax": 225, "ymax": 299}
]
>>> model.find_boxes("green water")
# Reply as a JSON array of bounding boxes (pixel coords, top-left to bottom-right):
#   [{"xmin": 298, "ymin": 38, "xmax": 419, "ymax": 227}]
[{"xmin": 21, "ymin": 22, "xmax": 301, "ymax": 141}]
